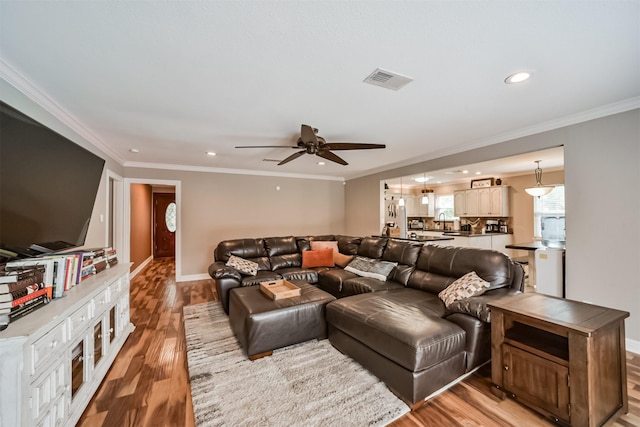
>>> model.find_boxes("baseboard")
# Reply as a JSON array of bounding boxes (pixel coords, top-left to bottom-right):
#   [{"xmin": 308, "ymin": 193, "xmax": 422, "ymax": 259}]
[
  {"xmin": 130, "ymin": 256, "xmax": 153, "ymax": 278},
  {"xmin": 627, "ymin": 338, "xmax": 640, "ymax": 355},
  {"xmin": 177, "ymin": 273, "xmax": 210, "ymax": 282}
]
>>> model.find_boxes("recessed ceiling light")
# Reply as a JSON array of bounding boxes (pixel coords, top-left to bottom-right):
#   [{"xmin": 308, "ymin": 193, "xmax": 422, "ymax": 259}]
[
  {"xmin": 317, "ymin": 161, "xmax": 325, "ymax": 165},
  {"xmin": 206, "ymin": 151, "xmax": 217, "ymax": 156},
  {"xmin": 462, "ymin": 170, "xmax": 469, "ymax": 174},
  {"xmin": 504, "ymin": 71, "xmax": 531, "ymax": 84},
  {"xmin": 414, "ymin": 176, "xmax": 431, "ymax": 183},
  {"xmin": 475, "ymin": 171, "xmax": 481, "ymax": 175},
  {"xmin": 129, "ymin": 148, "xmax": 139, "ymax": 153}
]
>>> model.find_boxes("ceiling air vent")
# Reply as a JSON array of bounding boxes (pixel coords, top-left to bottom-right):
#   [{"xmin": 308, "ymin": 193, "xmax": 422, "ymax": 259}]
[{"xmin": 363, "ymin": 68, "xmax": 413, "ymax": 91}]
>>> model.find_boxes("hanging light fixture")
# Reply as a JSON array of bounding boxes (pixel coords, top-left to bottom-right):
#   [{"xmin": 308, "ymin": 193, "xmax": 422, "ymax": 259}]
[
  {"xmin": 421, "ymin": 173, "xmax": 429, "ymax": 204},
  {"xmin": 525, "ymin": 160, "xmax": 553, "ymax": 197},
  {"xmin": 398, "ymin": 177, "xmax": 405, "ymax": 206}
]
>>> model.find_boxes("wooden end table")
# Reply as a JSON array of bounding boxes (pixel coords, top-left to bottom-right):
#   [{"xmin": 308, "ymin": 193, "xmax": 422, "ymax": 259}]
[{"xmin": 488, "ymin": 293, "xmax": 629, "ymax": 426}]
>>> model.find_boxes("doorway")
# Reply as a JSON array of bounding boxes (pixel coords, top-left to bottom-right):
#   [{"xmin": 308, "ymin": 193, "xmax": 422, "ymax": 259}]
[{"xmin": 153, "ymin": 192, "xmax": 176, "ymax": 258}]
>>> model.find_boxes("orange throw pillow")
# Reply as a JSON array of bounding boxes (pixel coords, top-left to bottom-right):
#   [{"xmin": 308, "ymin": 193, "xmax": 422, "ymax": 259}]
[{"xmin": 302, "ymin": 248, "xmax": 335, "ymax": 268}]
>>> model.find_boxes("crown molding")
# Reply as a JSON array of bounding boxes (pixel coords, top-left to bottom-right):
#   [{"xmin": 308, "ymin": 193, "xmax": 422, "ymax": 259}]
[
  {"xmin": 0, "ymin": 57, "xmax": 125, "ymax": 164},
  {"xmin": 347, "ymin": 97, "xmax": 640, "ymax": 180},
  {"xmin": 123, "ymin": 161, "xmax": 345, "ymax": 182}
]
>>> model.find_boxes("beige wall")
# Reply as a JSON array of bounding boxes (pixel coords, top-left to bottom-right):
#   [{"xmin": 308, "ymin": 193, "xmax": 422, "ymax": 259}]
[
  {"xmin": 346, "ymin": 110, "xmax": 639, "ymax": 344},
  {"xmin": 129, "ymin": 184, "xmax": 152, "ymax": 270},
  {"xmin": 124, "ymin": 167, "xmax": 345, "ymax": 278}
]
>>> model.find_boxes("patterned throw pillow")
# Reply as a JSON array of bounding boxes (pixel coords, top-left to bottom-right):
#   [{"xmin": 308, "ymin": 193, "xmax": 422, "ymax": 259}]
[
  {"xmin": 438, "ymin": 271, "xmax": 490, "ymax": 308},
  {"xmin": 344, "ymin": 256, "xmax": 397, "ymax": 281},
  {"xmin": 226, "ymin": 255, "xmax": 259, "ymax": 276}
]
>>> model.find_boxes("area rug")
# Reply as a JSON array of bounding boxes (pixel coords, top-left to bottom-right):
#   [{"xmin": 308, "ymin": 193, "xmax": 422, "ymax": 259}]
[{"xmin": 183, "ymin": 301, "xmax": 410, "ymax": 427}]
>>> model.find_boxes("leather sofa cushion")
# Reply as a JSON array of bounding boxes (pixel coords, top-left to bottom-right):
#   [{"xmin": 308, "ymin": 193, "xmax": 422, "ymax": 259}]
[
  {"xmin": 264, "ymin": 236, "xmax": 302, "ymax": 271},
  {"xmin": 409, "ymin": 245, "xmax": 515, "ymax": 293},
  {"xmin": 214, "ymin": 238, "xmax": 271, "ymax": 272},
  {"xmin": 240, "ymin": 270, "xmax": 282, "ymax": 287},
  {"xmin": 326, "ymin": 289, "xmax": 465, "ymax": 372},
  {"xmin": 382, "ymin": 239, "xmax": 421, "ymax": 265},
  {"xmin": 357, "ymin": 236, "xmax": 388, "ymax": 259},
  {"xmin": 341, "ymin": 277, "xmax": 404, "ymax": 296},
  {"xmin": 318, "ymin": 269, "xmax": 359, "ymax": 294},
  {"xmin": 279, "ymin": 267, "xmax": 321, "ymax": 284},
  {"xmin": 336, "ymin": 235, "xmax": 361, "ymax": 255}
]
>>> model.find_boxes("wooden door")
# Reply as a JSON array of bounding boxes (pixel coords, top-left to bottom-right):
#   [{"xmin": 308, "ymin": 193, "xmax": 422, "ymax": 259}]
[
  {"xmin": 153, "ymin": 193, "xmax": 176, "ymax": 258},
  {"xmin": 502, "ymin": 344, "xmax": 570, "ymax": 423}
]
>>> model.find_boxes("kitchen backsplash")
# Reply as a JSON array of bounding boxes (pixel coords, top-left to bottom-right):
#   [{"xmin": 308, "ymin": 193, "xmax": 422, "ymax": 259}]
[{"xmin": 408, "ymin": 216, "xmax": 511, "ymax": 234}]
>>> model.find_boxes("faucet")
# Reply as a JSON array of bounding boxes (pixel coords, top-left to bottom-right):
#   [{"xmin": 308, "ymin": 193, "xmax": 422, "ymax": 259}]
[{"xmin": 438, "ymin": 213, "xmax": 447, "ymax": 231}]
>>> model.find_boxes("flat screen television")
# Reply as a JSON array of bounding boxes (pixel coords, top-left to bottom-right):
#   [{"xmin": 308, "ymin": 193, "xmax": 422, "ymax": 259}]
[{"xmin": 0, "ymin": 100, "xmax": 105, "ymax": 258}]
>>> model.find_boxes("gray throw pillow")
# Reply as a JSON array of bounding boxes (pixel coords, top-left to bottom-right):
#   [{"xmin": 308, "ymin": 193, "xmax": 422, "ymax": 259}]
[{"xmin": 344, "ymin": 256, "xmax": 397, "ymax": 281}]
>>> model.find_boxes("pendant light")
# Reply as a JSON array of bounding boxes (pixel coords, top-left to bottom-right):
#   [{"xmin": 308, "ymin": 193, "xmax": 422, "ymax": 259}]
[
  {"xmin": 525, "ymin": 161, "xmax": 553, "ymax": 197},
  {"xmin": 398, "ymin": 177, "xmax": 405, "ymax": 206},
  {"xmin": 421, "ymin": 173, "xmax": 429, "ymax": 204}
]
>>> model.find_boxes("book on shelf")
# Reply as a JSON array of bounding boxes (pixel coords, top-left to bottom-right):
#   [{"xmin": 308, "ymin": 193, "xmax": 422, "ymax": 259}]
[
  {"xmin": 0, "ymin": 268, "xmax": 38, "ymax": 284},
  {"xmin": 0, "ymin": 283, "xmax": 42, "ymax": 303},
  {"xmin": 5, "ymin": 259, "xmax": 55, "ymax": 289},
  {"xmin": 9, "ymin": 292, "xmax": 50, "ymax": 319},
  {"xmin": 0, "ymin": 286, "xmax": 49, "ymax": 313},
  {"xmin": 0, "ymin": 268, "xmax": 44, "ymax": 294}
]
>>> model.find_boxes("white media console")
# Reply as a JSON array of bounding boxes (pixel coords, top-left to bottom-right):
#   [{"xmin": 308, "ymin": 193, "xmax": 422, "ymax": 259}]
[{"xmin": 0, "ymin": 264, "xmax": 134, "ymax": 427}]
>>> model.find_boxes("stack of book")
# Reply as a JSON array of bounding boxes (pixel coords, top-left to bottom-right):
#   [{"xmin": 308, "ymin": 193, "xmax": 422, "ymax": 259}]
[{"xmin": 0, "ymin": 266, "xmax": 50, "ymax": 330}]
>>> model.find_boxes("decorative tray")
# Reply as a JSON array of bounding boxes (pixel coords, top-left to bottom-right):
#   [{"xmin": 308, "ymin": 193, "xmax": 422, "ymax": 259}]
[{"xmin": 259, "ymin": 280, "xmax": 301, "ymax": 300}]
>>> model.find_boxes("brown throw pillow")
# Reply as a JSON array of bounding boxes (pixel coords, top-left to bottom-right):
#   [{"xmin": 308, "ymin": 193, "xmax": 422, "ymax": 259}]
[
  {"xmin": 438, "ymin": 271, "xmax": 490, "ymax": 308},
  {"xmin": 301, "ymin": 248, "xmax": 335, "ymax": 268},
  {"xmin": 333, "ymin": 252, "xmax": 354, "ymax": 268}
]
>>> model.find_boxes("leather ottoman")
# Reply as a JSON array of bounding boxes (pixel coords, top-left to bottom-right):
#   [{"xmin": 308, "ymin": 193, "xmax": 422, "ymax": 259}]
[{"xmin": 229, "ymin": 280, "xmax": 336, "ymax": 359}]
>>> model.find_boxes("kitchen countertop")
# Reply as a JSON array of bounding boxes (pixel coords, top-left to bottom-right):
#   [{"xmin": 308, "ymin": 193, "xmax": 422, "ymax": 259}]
[
  {"xmin": 505, "ymin": 241, "xmax": 566, "ymax": 251},
  {"xmin": 373, "ymin": 235, "xmax": 454, "ymax": 242},
  {"xmin": 441, "ymin": 231, "xmax": 511, "ymax": 237}
]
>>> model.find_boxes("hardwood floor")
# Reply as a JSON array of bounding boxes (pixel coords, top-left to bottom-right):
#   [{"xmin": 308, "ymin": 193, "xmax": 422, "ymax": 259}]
[{"xmin": 78, "ymin": 258, "xmax": 640, "ymax": 426}]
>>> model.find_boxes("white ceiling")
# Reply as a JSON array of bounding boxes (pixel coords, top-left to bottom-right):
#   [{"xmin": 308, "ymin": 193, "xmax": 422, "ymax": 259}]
[{"xmin": 1, "ymin": 1, "xmax": 638, "ymax": 180}]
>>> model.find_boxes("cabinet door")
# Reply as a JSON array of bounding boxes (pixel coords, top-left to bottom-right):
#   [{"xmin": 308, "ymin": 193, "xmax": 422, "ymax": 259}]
[
  {"xmin": 502, "ymin": 344, "xmax": 570, "ymax": 422},
  {"xmin": 404, "ymin": 195, "xmax": 417, "ymax": 216},
  {"xmin": 465, "ymin": 190, "xmax": 479, "ymax": 216},
  {"xmin": 478, "ymin": 188, "xmax": 491, "ymax": 215},
  {"xmin": 454, "ymin": 191, "xmax": 466, "ymax": 216}
]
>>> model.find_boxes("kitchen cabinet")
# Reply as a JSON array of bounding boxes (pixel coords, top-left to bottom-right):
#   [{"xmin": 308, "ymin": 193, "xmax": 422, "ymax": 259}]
[
  {"xmin": 454, "ymin": 190, "xmax": 479, "ymax": 216},
  {"xmin": 478, "ymin": 186, "xmax": 509, "ymax": 216},
  {"xmin": 404, "ymin": 195, "xmax": 417, "ymax": 216},
  {"xmin": 415, "ymin": 193, "xmax": 435, "ymax": 217},
  {"xmin": 490, "ymin": 293, "xmax": 629, "ymax": 426},
  {"xmin": 0, "ymin": 264, "xmax": 134, "ymax": 427},
  {"xmin": 455, "ymin": 187, "xmax": 509, "ymax": 217}
]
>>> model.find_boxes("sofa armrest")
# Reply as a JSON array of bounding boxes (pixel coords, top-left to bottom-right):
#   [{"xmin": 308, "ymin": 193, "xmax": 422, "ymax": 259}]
[
  {"xmin": 208, "ymin": 261, "xmax": 242, "ymax": 281},
  {"xmin": 447, "ymin": 288, "xmax": 521, "ymax": 323}
]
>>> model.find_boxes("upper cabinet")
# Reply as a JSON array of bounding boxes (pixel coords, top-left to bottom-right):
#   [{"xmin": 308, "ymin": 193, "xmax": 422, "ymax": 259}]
[
  {"xmin": 455, "ymin": 186, "xmax": 509, "ymax": 217},
  {"xmin": 454, "ymin": 189, "xmax": 479, "ymax": 216}
]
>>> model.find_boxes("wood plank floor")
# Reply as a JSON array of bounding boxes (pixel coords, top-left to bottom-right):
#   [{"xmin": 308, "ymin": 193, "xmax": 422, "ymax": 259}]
[{"xmin": 78, "ymin": 258, "xmax": 640, "ymax": 426}]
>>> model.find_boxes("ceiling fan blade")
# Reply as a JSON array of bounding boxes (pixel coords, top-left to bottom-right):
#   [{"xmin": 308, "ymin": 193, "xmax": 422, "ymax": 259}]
[
  {"xmin": 317, "ymin": 150, "xmax": 348, "ymax": 165},
  {"xmin": 323, "ymin": 143, "xmax": 386, "ymax": 151},
  {"xmin": 235, "ymin": 145, "xmax": 297, "ymax": 148},
  {"xmin": 278, "ymin": 150, "xmax": 306, "ymax": 165},
  {"xmin": 300, "ymin": 124, "xmax": 318, "ymax": 144}
]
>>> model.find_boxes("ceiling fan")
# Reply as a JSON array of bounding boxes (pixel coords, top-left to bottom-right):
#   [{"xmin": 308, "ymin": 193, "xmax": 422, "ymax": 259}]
[{"xmin": 235, "ymin": 124, "xmax": 386, "ymax": 165}]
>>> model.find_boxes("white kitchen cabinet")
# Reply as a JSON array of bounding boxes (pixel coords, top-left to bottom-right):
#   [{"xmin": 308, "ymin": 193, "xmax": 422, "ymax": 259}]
[
  {"xmin": 416, "ymin": 193, "xmax": 435, "ymax": 217},
  {"xmin": 455, "ymin": 187, "xmax": 509, "ymax": 217},
  {"xmin": 478, "ymin": 186, "xmax": 509, "ymax": 217},
  {"xmin": 404, "ymin": 195, "xmax": 417, "ymax": 216},
  {"xmin": 454, "ymin": 190, "xmax": 479, "ymax": 216},
  {"xmin": 0, "ymin": 264, "xmax": 134, "ymax": 427}
]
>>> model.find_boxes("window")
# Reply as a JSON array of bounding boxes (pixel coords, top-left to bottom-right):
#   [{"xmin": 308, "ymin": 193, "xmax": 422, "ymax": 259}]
[
  {"xmin": 533, "ymin": 185, "xmax": 565, "ymax": 238},
  {"xmin": 435, "ymin": 194, "xmax": 457, "ymax": 220}
]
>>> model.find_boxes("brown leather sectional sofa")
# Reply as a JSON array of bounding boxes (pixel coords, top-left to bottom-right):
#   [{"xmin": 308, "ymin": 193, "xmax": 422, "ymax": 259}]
[{"xmin": 208, "ymin": 235, "xmax": 524, "ymax": 406}]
